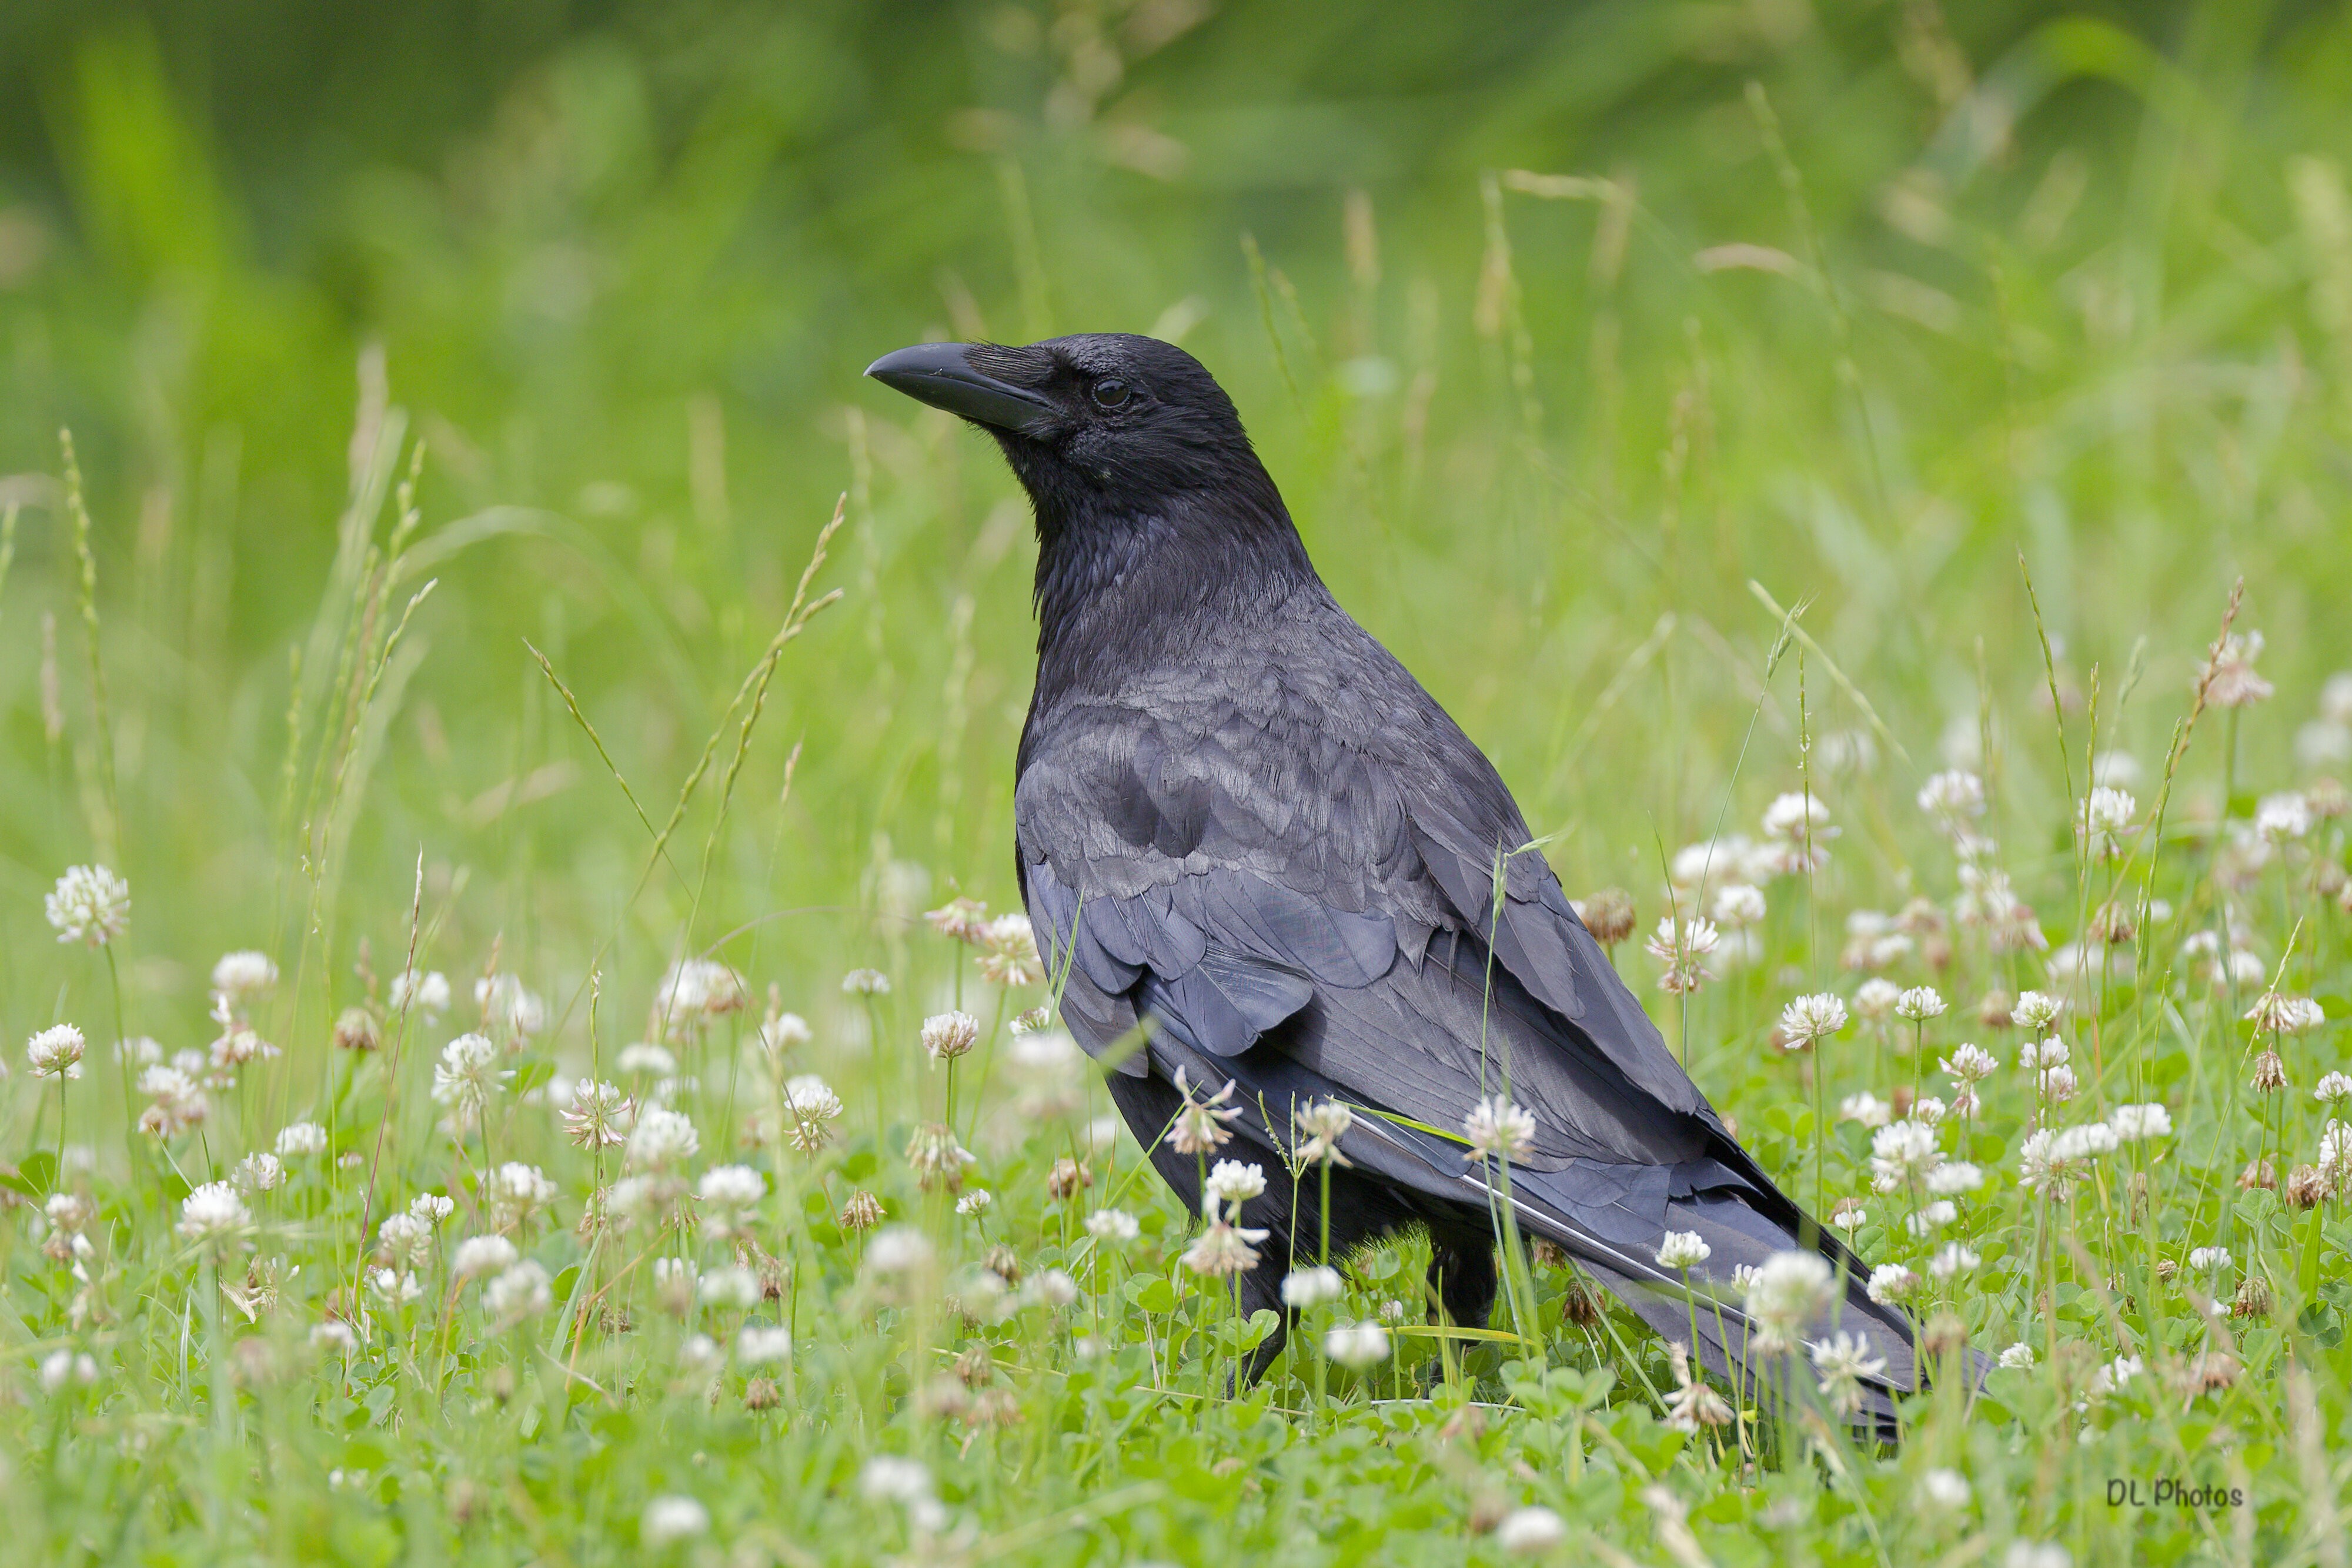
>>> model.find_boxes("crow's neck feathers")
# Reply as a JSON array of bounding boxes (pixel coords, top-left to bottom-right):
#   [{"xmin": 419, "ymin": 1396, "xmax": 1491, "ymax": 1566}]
[{"xmin": 1016, "ymin": 430, "xmax": 1319, "ymax": 706}]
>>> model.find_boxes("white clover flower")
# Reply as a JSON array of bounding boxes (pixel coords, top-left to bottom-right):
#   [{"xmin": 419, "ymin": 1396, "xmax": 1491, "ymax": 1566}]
[
  {"xmin": 864, "ymin": 1226, "xmax": 934, "ymax": 1276},
  {"xmin": 479, "ymin": 1163, "xmax": 553, "ymax": 1230},
  {"xmin": 45, "ymin": 865, "xmax": 129, "ymax": 947},
  {"xmin": 1281, "ymin": 1266, "xmax": 1345, "ymax": 1308},
  {"xmin": 1853, "ymin": 977, "xmax": 1902, "ymax": 1021},
  {"xmin": 1180, "ymin": 1218, "xmax": 1267, "ymax": 1278},
  {"xmin": 2201, "ymin": 631, "xmax": 2272, "ymax": 707},
  {"xmin": 389, "ymin": 969, "xmax": 451, "ymax": 1017},
  {"xmin": 1996, "ymin": 1341, "xmax": 2037, "ymax": 1370},
  {"xmin": 1745, "ymin": 1250, "xmax": 1833, "ymax": 1353},
  {"xmin": 1919, "ymin": 1468, "xmax": 1971, "ymax": 1509},
  {"xmin": 1809, "ymin": 1330, "xmax": 1887, "ymax": 1416},
  {"xmin": 378, "ymin": 1212, "xmax": 432, "ymax": 1269},
  {"xmin": 1085, "ymin": 1208, "xmax": 1140, "ymax": 1243},
  {"xmin": 1293, "ymin": 1099, "xmax": 1355, "ymax": 1166},
  {"xmin": 1495, "ymin": 1506, "xmax": 1568, "ymax": 1556},
  {"xmin": 2018, "ymin": 1035, "xmax": 2068, "ymax": 1072},
  {"xmin": 1656, "ymin": 1231, "xmax": 1711, "ymax": 1269},
  {"xmin": 2050, "ymin": 1122, "xmax": 2119, "ymax": 1161},
  {"xmin": 978, "ymin": 914, "xmax": 1045, "ymax": 987},
  {"xmin": 2107, "ymin": 1103, "xmax": 2173, "ymax": 1141},
  {"xmin": 2092, "ymin": 1353, "xmax": 2146, "ymax": 1396},
  {"xmin": 2012, "ymin": 990, "xmax": 2064, "ymax": 1032},
  {"xmin": 410, "ymin": 1193, "xmax": 455, "ymax": 1225},
  {"xmin": 698, "ymin": 1164, "xmax": 766, "ymax": 1209},
  {"xmin": 859, "ymin": 1455, "xmax": 934, "ymax": 1504},
  {"xmin": 26, "ymin": 1024, "xmax": 86, "ymax": 1081},
  {"xmin": 1869, "ymin": 1120, "xmax": 1942, "ymax": 1191},
  {"xmin": 1021, "ymin": 1268, "xmax": 1080, "ymax": 1310},
  {"xmin": 2256, "ymin": 791, "xmax": 2313, "ymax": 841},
  {"xmin": 1644, "ymin": 915, "xmax": 1720, "ymax": 994},
  {"xmin": 737, "ymin": 1325, "xmax": 793, "ymax": 1365},
  {"xmin": 2245, "ymin": 993, "xmax": 2326, "ymax": 1036},
  {"xmin": 1911, "ymin": 1095, "xmax": 1949, "ymax": 1126},
  {"xmin": 1762, "ymin": 791, "xmax": 1838, "ymax": 860},
  {"xmin": 39, "ymin": 1349, "xmax": 100, "ymax": 1393},
  {"xmin": 920, "ymin": 1010, "xmax": 981, "ymax": 1061},
  {"xmin": 1917, "ymin": 770, "xmax": 1986, "ymax": 827},
  {"xmin": 1940, "ymin": 1044, "xmax": 1998, "ymax": 1085},
  {"xmin": 641, "ymin": 1495, "xmax": 710, "ymax": 1549},
  {"xmin": 2316, "ymin": 1072, "xmax": 2352, "ymax": 1105},
  {"xmin": 178, "ymin": 1182, "xmax": 251, "ymax": 1248},
  {"xmin": 840, "ymin": 968, "xmax": 892, "ymax": 996},
  {"xmin": 210, "ymin": 951, "xmax": 278, "ymax": 1005},
  {"xmin": 1924, "ymin": 1161, "xmax": 1982, "ymax": 1195},
  {"xmin": 1204, "ymin": 1159, "xmax": 1267, "ymax": 1210},
  {"xmin": 474, "ymin": 974, "xmax": 546, "ymax": 1039},
  {"xmin": 136, "ymin": 1065, "xmax": 209, "ymax": 1138},
  {"xmin": 656, "ymin": 958, "xmax": 748, "ymax": 1027},
  {"xmin": 1830, "ymin": 1203, "xmax": 1867, "ymax": 1232},
  {"xmin": 779, "ymin": 1074, "xmax": 845, "ymax": 1153},
  {"xmin": 627, "ymin": 1106, "xmax": 700, "ymax": 1170},
  {"xmin": 699, "ymin": 1266, "xmax": 761, "ymax": 1310},
  {"xmin": 1839, "ymin": 1091, "xmax": 1892, "ymax": 1128},
  {"xmin": 1322, "ymin": 1321, "xmax": 1392, "ymax": 1368},
  {"xmin": 759, "ymin": 1012, "xmax": 814, "ymax": 1058},
  {"xmin": 1905, "ymin": 1200, "xmax": 1959, "ymax": 1236},
  {"xmin": 2187, "ymin": 1246, "xmax": 2232, "ymax": 1273},
  {"xmin": 485, "ymin": 1259, "xmax": 552, "ymax": 1321},
  {"xmin": 677, "ymin": 1333, "xmax": 724, "ymax": 1376},
  {"xmin": 1462, "ymin": 1095, "xmax": 1536, "ymax": 1164},
  {"xmin": 1930, "ymin": 1243, "xmax": 1980, "ymax": 1279},
  {"xmin": 561, "ymin": 1079, "xmax": 633, "ymax": 1149},
  {"xmin": 616, "ymin": 1042, "xmax": 677, "ymax": 1076},
  {"xmin": 368, "ymin": 1267, "xmax": 423, "ymax": 1307},
  {"xmin": 1896, "ymin": 987, "xmax": 1947, "ymax": 1023},
  {"xmin": 1778, "ymin": 992, "xmax": 1849, "ymax": 1048},
  {"xmin": 1866, "ymin": 1263, "xmax": 1917, "ymax": 1303},
  {"xmin": 954, "ymin": 1189, "xmax": 993, "ymax": 1216},
  {"xmin": 430, "ymin": 1034, "xmax": 505, "ymax": 1113},
  {"xmin": 310, "ymin": 1322, "xmax": 358, "ymax": 1355},
  {"xmin": 1710, "ymin": 882, "xmax": 1767, "ymax": 928},
  {"xmin": 2039, "ymin": 1065, "xmax": 2077, "ymax": 1104},
  {"xmin": 2077, "ymin": 787, "xmax": 2138, "ymax": 860},
  {"xmin": 452, "ymin": 1235, "xmax": 520, "ymax": 1281},
  {"xmin": 276, "ymin": 1121, "xmax": 328, "ymax": 1158},
  {"xmin": 232, "ymin": 1152, "xmax": 285, "ymax": 1193}
]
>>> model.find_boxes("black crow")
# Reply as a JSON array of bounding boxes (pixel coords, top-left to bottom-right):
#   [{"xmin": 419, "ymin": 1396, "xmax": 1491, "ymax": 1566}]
[{"xmin": 866, "ymin": 333, "xmax": 1921, "ymax": 1419}]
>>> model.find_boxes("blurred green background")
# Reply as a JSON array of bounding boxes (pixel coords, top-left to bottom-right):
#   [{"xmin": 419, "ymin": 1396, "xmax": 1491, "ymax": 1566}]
[{"xmin": 2, "ymin": 0, "xmax": 2350, "ymax": 1049}]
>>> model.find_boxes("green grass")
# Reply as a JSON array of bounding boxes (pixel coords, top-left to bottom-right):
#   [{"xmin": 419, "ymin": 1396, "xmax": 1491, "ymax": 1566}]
[{"xmin": 4, "ymin": 2, "xmax": 2352, "ymax": 1563}]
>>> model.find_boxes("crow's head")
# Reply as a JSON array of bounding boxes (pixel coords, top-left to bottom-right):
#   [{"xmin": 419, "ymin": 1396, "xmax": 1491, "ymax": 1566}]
[{"xmin": 864, "ymin": 334, "xmax": 1274, "ymax": 528}]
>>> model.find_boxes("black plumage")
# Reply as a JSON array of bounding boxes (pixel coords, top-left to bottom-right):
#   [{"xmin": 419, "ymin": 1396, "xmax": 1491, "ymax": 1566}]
[{"xmin": 865, "ymin": 333, "xmax": 1923, "ymax": 1419}]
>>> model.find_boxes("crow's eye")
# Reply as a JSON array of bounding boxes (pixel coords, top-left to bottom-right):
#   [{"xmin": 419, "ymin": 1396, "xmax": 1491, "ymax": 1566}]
[{"xmin": 1091, "ymin": 379, "xmax": 1132, "ymax": 409}]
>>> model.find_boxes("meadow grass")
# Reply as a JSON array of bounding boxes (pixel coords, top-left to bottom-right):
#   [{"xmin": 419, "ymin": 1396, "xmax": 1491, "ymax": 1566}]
[{"xmin": 5, "ymin": 5, "xmax": 2352, "ymax": 1564}]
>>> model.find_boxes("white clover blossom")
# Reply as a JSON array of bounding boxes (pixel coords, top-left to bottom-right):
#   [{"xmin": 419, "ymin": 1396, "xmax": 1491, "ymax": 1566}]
[
  {"xmin": 210, "ymin": 951, "xmax": 278, "ymax": 1005},
  {"xmin": 2188, "ymin": 1246, "xmax": 2233, "ymax": 1273},
  {"xmin": 1204, "ymin": 1159, "xmax": 1267, "ymax": 1211},
  {"xmin": 1085, "ymin": 1208, "xmax": 1140, "ymax": 1242},
  {"xmin": 1778, "ymin": 992, "xmax": 1848, "ymax": 1048},
  {"xmin": 1895, "ymin": 985, "xmax": 1946, "ymax": 1023},
  {"xmin": 1744, "ymin": 1250, "xmax": 1833, "ymax": 1353},
  {"xmin": 276, "ymin": 1121, "xmax": 328, "ymax": 1158},
  {"xmin": 699, "ymin": 1266, "xmax": 761, "ymax": 1310},
  {"xmin": 1281, "ymin": 1266, "xmax": 1345, "ymax": 1308},
  {"xmin": 410, "ymin": 1193, "xmax": 455, "ymax": 1225},
  {"xmin": 1710, "ymin": 882, "xmax": 1767, "ymax": 928},
  {"xmin": 1997, "ymin": 1342, "xmax": 2037, "ymax": 1370},
  {"xmin": 656, "ymin": 958, "xmax": 747, "ymax": 1027},
  {"xmin": 1917, "ymin": 770, "xmax": 1986, "ymax": 828},
  {"xmin": 1644, "ymin": 915, "xmax": 1720, "ymax": 994},
  {"xmin": 2316, "ymin": 1072, "xmax": 2352, "ymax": 1106},
  {"xmin": 452, "ymin": 1235, "xmax": 520, "ymax": 1280},
  {"xmin": 1869, "ymin": 1120, "xmax": 1942, "ymax": 1191},
  {"xmin": 864, "ymin": 1226, "xmax": 934, "ymax": 1276},
  {"xmin": 1322, "ymin": 1321, "xmax": 1392, "ymax": 1368},
  {"xmin": 840, "ymin": 968, "xmax": 891, "ymax": 996},
  {"xmin": 1462, "ymin": 1095, "xmax": 1537, "ymax": 1164},
  {"xmin": 2077, "ymin": 787, "xmax": 2138, "ymax": 860},
  {"xmin": 1293, "ymin": 1099, "xmax": 1355, "ymax": 1166},
  {"xmin": 1924, "ymin": 1161, "xmax": 1983, "ymax": 1195},
  {"xmin": 177, "ymin": 1182, "xmax": 250, "ymax": 1248},
  {"xmin": 1810, "ymin": 1330, "xmax": 1887, "ymax": 1416},
  {"xmin": 2245, "ymin": 993, "xmax": 2326, "ymax": 1036},
  {"xmin": 2107, "ymin": 1103, "xmax": 2173, "ymax": 1141},
  {"xmin": 738, "ymin": 1325, "xmax": 793, "ymax": 1365},
  {"xmin": 1865, "ymin": 1263, "xmax": 1917, "ymax": 1303},
  {"xmin": 978, "ymin": 914, "xmax": 1045, "ymax": 987},
  {"xmin": 1919, "ymin": 1469, "xmax": 1971, "ymax": 1509},
  {"xmin": 45, "ymin": 865, "xmax": 129, "ymax": 947},
  {"xmin": 1940, "ymin": 1044, "xmax": 1997, "ymax": 1085},
  {"xmin": 627, "ymin": 1106, "xmax": 700, "ymax": 1170},
  {"xmin": 389, "ymin": 969, "xmax": 451, "ymax": 1017},
  {"xmin": 1839, "ymin": 1091, "xmax": 1892, "ymax": 1128},
  {"xmin": 485, "ymin": 1162, "xmax": 557, "ymax": 1229},
  {"xmin": 474, "ymin": 974, "xmax": 546, "ymax": 1039},
  {"xmin": 232, "ymin": 1152, "xmax": 285, "ymax": 1193},
  {"xmin": 1930, "ymin": 1243, "xmax": 1981, "ymax": 1279},
  {"xmin": 955, "ymin": 1189, "xmax": 993, "ymax": 1216},
  {"xmin": 430, "ymin": 1034, "xmax": 505, "ymax": 1113},
  {"xmin": 699, "ymin": 1164, "xmax": 765, "ymax": 1210},
  {"xmin": 641, "ymin": 1495, "xmax": 710, "ymax": 1549},
  {"xmin": 1656, "ymin": 1231, "xmax": 1711, "ymax": 1269},
  {"xmin": 26, "ymin": 1025, "xmax": 86, "ymax": 1081},
  {"xmin": 1165, "ymin": 1068, "xmax": 1242, "ymax": 1155},
  {"xmin": 1494, "ymin": 1506, "xmax": 1568, "ymax": 1557},
  {"xmin": 920, "ymin": 1010, "xmax": 981, "ymax": 1061},
  {"xmin": 1905, "ymin": 1200, "xmax": 1959, "ymax": 1235},
  {"xmin": 2201, "ymin": 630, "xmax": 2273, "ymax": 707},
  {"xmin": 378, "ymin": 1212, "xmax": 432, "ymax": 1269},
  {"xmin": 1853, "ymin": 977, "xmax": 1902, "ymax": 1022},
  {"xmin": 561, "ymin": 1080, "xmax": 633, "ymax": 1149},
  {"xmin": 2256, "ymin": 791, "xmax": 2313, "ymax": 841},
  {"xmin": 485, "ymin": 1260, "xmax": 553, "ymax": 1322},
  {"xmin": 2012, "ymin": 990, "xmax": 2064, "ymax": 1032}
]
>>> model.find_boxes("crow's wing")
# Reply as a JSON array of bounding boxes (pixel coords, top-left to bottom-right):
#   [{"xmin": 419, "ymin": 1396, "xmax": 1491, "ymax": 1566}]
[{"xmin": 1014, "ymin": 613, "xmax": 1716, "ymax": 1167}]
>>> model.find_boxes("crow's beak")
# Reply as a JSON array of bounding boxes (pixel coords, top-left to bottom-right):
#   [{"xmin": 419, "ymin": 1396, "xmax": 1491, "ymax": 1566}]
[{"xmin": 864, "ymin": 342, "xmax": 1057, "ymax": 432}]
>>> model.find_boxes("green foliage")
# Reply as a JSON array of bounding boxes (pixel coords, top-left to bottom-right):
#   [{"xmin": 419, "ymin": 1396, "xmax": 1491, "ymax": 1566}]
[{"xmin": 1, "ymin": 1, "xmax": 2351, "ymax": 1563}]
